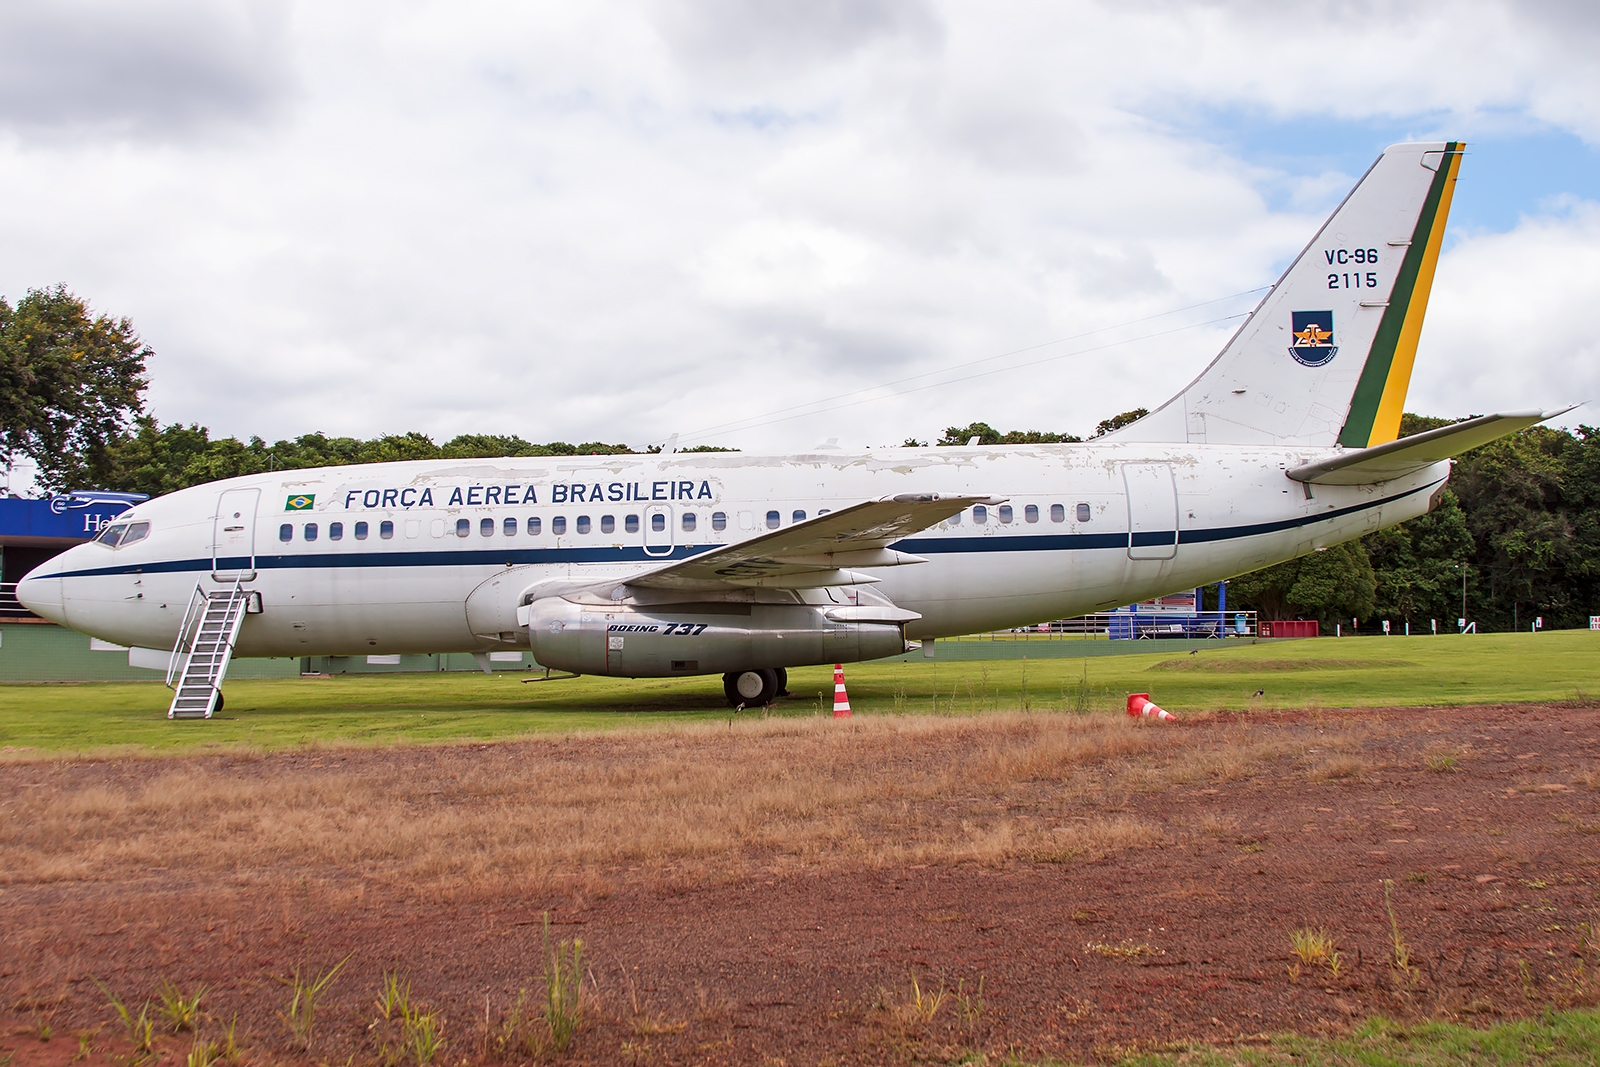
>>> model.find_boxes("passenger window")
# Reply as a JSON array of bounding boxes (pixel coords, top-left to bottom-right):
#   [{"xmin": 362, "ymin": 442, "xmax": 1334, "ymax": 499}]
[
  {"xmin": 1024, "ymin": 505, "xmax": 1038, "ymax": 524},
  {"xmin": 792, "ymin": 510, "xmax": 806, "ymax": 523},
  {"xmin": 948, "ymin": 510, "xmax": 961, "ymax": 526},
  {"xmin": 1050, "ymin": 504, "xmax": 1065, "ymax": 523},
  {"xmin": 355, "ymin": 521, "xmax": 369, "ymax": 539},
  {"xmin": 973, "ymin": 505, "xmax": 987, "ymax": 524},
  {"xmin": 329, "ymin": 522, "xmax": 343, "ymax": 540},
  {"xmin": 379, "ymin": 520, "xmax": 395, "ymax": 539},
  {"xmin": 304, "ymin": 523, "xmax": 318, "ymax": 541},
  {"xmin": 997, "ymin": 505, "xmax": 1013, "ymax": 524},
  {"xmin": 120, "ymin": 522, "xmax": 151, "ymax": 545},
  {"xmin": 481, "ymin": 517, "xmax": 494, "ymax": 536},
  {"xmin": 651, "ymin": 513, "xmax": 665, "ymax": 532},
  {"xmin": 503, "ymin": 517, "xmax": 517, "ymax": 536},
  {"xmin": 526, "ymin": 516, "xmax": 541, "ymax": 535},
  {"xmin": 552, "ymin": 516, "xmax": 567, "ymax": 535},
  {"xmin": 681, "ymin": 512, "xmax": 696, "ymax": 532},
  {"xmin": 625, "ymin": 514, "xmax": 639, "ymax": 533},
  {"xmin": 818, "ymin": 509, "xmax": 830, "ymax": 515},
  {"xmin": 577, "ymin": 515, "xmax": 591, "ymax": 534},
  {"xmin": 1076, "ymin": 503, "xmax": 1091, "ymax": 522},
  {"xmin": 765, "ymin": 510, "xmax": 780, "ymax": 529},
  {"xmin": 278, "ymin": 524, "xmax": 293, "ymax": 543},
  {"xmin": 601, "ymin": 515, "xmax": 615, "ymax": 534},
  {"xmin": 711, "ymin": 512, "xmax": 726, "ymax": 531},
  {"xmin": 456, "ymin": 518, "xmax": 470, "ymax": 537}
]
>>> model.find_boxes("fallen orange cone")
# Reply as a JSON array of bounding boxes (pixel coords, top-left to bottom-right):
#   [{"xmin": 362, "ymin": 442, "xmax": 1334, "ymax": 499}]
[
  {"xmin": 1127, "ymin": 692, "xmax": 1175, "ymax": 721},
  {"xmin": 833, "ymin": 663, "xmax": 852, "ymax": 718}
]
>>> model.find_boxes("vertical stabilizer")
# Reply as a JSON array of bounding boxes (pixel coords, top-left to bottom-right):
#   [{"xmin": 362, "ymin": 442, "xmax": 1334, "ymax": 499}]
[{"xmin": 1114, "ymin": 142, "xmax": 1463, "ymax": 447}]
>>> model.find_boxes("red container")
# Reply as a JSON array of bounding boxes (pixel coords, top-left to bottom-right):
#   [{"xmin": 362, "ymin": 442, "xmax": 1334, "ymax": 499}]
[{"xmin": 1260, "ymin": 619, "xmax": 1319, "ymax": 638}]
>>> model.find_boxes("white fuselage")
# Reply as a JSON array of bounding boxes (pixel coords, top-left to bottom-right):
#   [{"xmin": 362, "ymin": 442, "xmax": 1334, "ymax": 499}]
[{"xmin": 20, "ymin": 443, "xmax": 1445, "ymax": 661}]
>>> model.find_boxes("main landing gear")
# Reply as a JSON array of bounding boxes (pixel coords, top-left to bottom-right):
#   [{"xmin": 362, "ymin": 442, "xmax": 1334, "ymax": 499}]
[{"xmin": 722, "ymin": 667, "xmax": 788, "ymax": 708}]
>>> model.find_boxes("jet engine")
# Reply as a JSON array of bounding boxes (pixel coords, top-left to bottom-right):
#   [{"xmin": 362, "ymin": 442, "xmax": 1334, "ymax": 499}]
[{"xmin": 522, "ymin": 592, "xmax": 916, "ymax": 679}]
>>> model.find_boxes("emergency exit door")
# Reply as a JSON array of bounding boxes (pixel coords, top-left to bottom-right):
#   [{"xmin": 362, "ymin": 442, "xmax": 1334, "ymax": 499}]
[
  {"xmin": 643, "ymin": 505, "xmax": 674, "ymax": 557},
  {"xmin": 1122, "ymin": 463, "xmax": 1178, "ymax": 561}
]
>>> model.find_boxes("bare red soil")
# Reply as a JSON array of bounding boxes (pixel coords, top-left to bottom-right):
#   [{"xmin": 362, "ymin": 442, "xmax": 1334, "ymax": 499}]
[{"xmin": 4, "ymin": 703, "xmax": 1599, "ymax": 1065}]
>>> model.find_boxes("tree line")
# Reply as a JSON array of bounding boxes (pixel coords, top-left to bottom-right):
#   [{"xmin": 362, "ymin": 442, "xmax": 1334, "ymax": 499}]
[{"xmin": 5, "ymin": 286, "xmax": 1596, "ymax": 630}]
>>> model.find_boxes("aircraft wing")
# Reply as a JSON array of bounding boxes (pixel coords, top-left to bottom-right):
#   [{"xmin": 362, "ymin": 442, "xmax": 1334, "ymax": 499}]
[
  {"xmin": 1286, "ymin": 408, "xmax": 1576, "ymax": 485},
  {"xmin": 624, "ymin": 493, "xmax": 997, "ymax": 591}
]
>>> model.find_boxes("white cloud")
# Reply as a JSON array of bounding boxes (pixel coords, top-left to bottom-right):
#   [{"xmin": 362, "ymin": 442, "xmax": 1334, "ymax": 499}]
[
  {"xmin": 0, "ymin": 0, "xmax": 291, "ymax": 138},
  {"xmin": 0, "ymin": 0, "xmax": 1596, "ymax": 461},
  {"xmin": 1417, "ymin": 200, "xmax": 1600, "ymax": 423}
]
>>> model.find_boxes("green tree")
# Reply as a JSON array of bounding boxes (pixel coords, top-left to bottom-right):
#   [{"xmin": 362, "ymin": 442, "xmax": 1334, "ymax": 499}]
[
  {"xmin": 1365, "ymin": 488, "xmax": 1474, "ymax": 624},
  {"xmin": 936, "ymin": 421, "xmax": 1082, "ymax": 445},
  {"xmin": 80, "ymin": 416, "xmax": 214, "ymax": 497},
  {"xmin": 1, "ymin": 286, "xmax": 150, "ymax": 491},
  {"xmin": 1093, "ymin": 408, "xmax": 1148, "ymax": 437},
  {"xmin": 1227, "ymin": 541, "xmax": 1376, "ymax": 631},
  {"xmin": 1448, "ymin": 423, "xmax": 1596, "ymax": 630}
]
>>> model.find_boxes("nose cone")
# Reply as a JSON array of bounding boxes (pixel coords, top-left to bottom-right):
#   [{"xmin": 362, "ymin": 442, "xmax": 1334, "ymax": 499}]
[{"xmin": 16, "ymin": 563, "xmax": 67, "ymax": 625}]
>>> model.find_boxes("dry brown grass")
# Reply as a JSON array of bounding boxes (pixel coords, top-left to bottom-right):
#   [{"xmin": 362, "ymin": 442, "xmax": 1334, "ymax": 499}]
[
  {"xmin": 0, "ymin": 709, "xmax": 1404, "ymax": 895},
  {"xmin": 1309, "ymin": 756, "xmax": 1367, "ymax": 782},
  {"xmin": 0, "ymin": 713, "xmax": 1193, "ymax": 892},
  {"xmin": 1196, "ymin": 812, "xmax": 1241, "ymax": 837}
]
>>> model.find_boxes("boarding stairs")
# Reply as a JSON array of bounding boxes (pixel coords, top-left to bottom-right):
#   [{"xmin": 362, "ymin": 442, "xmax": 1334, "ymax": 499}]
[{"xmin": 166, "ymin": 580, "xmax": 251, "ymax": 719}]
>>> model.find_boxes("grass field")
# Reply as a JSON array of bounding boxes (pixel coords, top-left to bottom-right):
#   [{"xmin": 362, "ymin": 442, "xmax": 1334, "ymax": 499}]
[
  {"xmin": 1, "ymin": 629, "xmax": 1595, "ymax": 755},
  {"xmin": 1095, "ymin": 1010, "xmax": 1600, "ymax": 1066}
]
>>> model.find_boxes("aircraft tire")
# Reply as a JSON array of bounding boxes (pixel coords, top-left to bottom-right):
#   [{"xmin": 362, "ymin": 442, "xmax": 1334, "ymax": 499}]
[
  {"xmin": 775, "ymin": 667, "xmax": 789, "ymax": 697},
  {"xmin": 723, "ymin": 669, "xmax": 778, "ymax": 708}
]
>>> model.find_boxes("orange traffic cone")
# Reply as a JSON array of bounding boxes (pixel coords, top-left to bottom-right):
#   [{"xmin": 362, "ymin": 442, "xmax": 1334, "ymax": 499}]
[
  {"xmin": 833, "ymin": 663, "xmax": 852, "ymax": 718},
  {"xmin": 1126, "ymin": 692, "xmax": 1175, "ymax": 721}
]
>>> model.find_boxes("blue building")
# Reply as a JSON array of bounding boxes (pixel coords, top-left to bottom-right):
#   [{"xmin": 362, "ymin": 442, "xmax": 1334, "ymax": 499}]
[{"xmin": 0, "ymin": 492, "xmax": 146, "ymax": 618}]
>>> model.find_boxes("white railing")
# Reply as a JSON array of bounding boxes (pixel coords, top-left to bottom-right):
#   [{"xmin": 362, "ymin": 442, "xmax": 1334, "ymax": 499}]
[
  {"xmin": 0, "ymin": 582, "xmax": 29, "ymax": 619},
  {"xmin": 969, "ymin": 610, "xmax": 1258, "ymax": 640}
]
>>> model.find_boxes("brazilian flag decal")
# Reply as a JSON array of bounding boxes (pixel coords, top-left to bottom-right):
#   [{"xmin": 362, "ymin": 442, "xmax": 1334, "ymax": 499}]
[{"xmin": 285, "ymin": 494, "xmax": 315, "ymax": 511}]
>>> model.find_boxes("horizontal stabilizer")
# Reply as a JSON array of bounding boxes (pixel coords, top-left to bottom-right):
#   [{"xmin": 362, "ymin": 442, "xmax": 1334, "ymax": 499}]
[{"xmin": 1286, "ymin": 407, "xmax": 1575, "ymax": 485}]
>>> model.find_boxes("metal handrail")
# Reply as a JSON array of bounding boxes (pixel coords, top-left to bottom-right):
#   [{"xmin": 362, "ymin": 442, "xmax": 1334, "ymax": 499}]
[
  {"xmin": 0, "ymin": 582, "xmax": 31, "ymax": 619},
  {"xmin": 167, "ymin": 582, "xmax": 210, "ymax": 688}
]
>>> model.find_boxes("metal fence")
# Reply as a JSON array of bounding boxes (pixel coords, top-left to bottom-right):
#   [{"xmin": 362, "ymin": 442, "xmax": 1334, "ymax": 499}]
[{"xmin": 971, "ymin": 610, "xmax": 1259, "ymax": 640}]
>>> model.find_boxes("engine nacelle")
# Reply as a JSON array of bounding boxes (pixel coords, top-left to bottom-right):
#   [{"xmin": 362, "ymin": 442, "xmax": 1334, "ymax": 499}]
[{"xmin": 525, "ymin": 597, "xmax": 910, "ymax": 678}]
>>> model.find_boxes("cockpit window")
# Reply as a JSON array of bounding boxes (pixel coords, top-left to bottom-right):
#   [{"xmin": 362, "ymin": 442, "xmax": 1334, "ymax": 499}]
[{"xmin": 95, "ymin": 521, "xmax": 152, "ymax": 547}]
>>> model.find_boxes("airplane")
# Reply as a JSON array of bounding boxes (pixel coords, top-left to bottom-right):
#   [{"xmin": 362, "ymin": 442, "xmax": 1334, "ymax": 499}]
[{"xmin": 18, "ymin": 141, "xmax": 1572, "ymax": 716}]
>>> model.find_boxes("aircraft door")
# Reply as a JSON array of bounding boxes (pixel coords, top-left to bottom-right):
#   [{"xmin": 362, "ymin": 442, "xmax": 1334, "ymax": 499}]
[
  {"xmin": 644, "ymin": 505, "xmax": 674, "ymax": 557},
  {"xmin": 1122, "ymin": 463, "xmax": 1178, "ymax": 561},
  {"xmin": 212, "ymin": 488, "xmax": 261, "ymax": 581}
]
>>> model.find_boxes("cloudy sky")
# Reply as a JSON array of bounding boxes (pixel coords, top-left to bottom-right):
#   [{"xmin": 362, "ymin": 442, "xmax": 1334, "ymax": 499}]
[{"xmin": 2, "ymin": 0, "xmax": 1598, "ymax": 461}]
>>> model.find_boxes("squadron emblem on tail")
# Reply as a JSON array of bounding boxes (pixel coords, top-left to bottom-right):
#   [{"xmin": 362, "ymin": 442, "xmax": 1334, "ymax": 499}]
[{"xmin": 1288, "ymin": 310, "xmax": 1338, "ymax": 367}]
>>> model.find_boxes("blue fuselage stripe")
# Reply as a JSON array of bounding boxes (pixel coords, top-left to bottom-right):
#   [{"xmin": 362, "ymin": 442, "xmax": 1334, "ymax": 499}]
[{"xmin": 49, "ymin": 479, "xmax": 1440, "ymax": 581}]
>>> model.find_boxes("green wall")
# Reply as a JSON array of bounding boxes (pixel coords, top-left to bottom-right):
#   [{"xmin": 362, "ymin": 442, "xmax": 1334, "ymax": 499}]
[
  {"xmin": 0, "ymin": 623, "xmax": 540, "ymax": 683},
  {"xmin": 0, "ymin": 623, "xmax": 300, "ymax": 682}
]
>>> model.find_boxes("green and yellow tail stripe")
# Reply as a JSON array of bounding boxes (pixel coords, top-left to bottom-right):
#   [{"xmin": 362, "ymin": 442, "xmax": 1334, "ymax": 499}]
[{"xmin": 1338, "ymin": 142, "xmax": 1464, "ymax": 448}]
